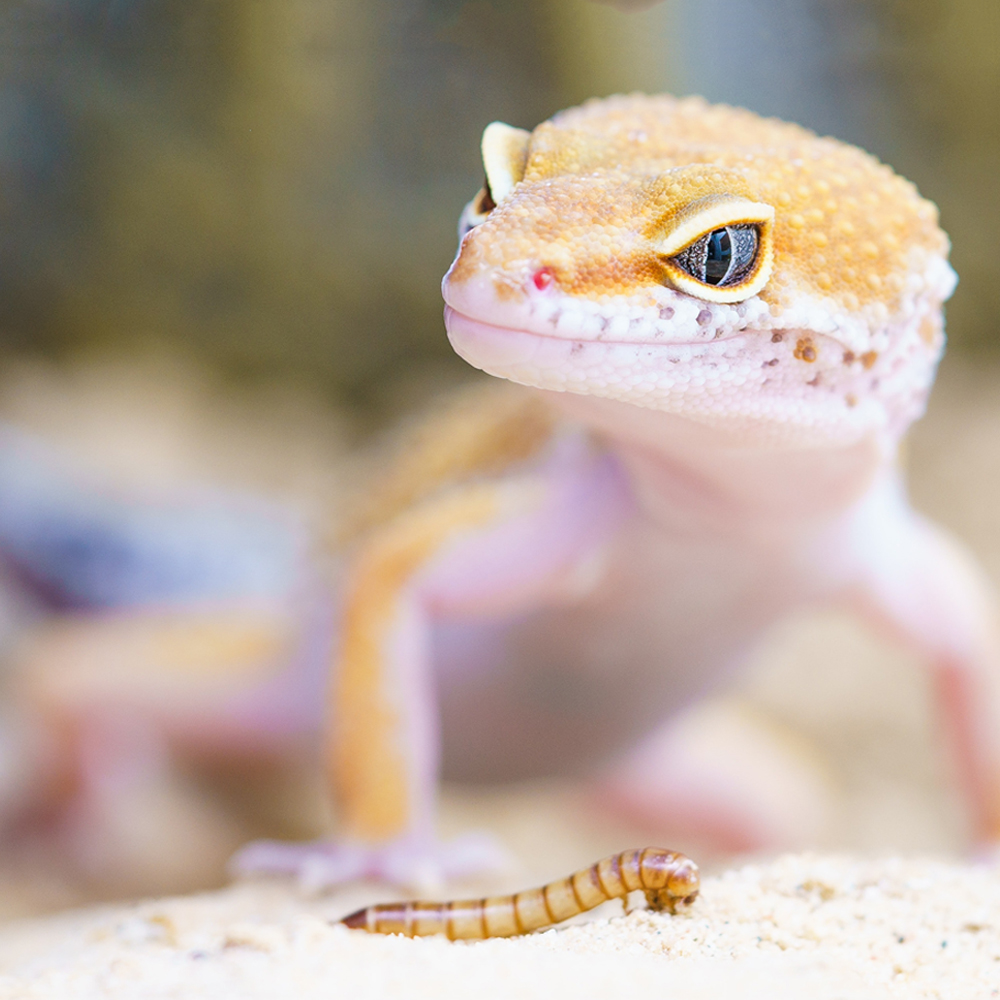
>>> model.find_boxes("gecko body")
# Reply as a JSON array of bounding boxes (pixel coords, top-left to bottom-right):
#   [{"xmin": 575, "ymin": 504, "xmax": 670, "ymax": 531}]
[{"xmin": 229, "ymin": 94, "xmax": 1000, "ymax": 889}]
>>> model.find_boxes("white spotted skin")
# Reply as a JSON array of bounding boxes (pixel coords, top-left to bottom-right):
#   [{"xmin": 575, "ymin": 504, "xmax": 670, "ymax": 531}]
[
  {"xmin": 444, "ymin": 228, "xmax": 954, "ymax": 451},
  {"xmin": 444, "ymin": 93, "xmax": 956, "ymax": 450}
]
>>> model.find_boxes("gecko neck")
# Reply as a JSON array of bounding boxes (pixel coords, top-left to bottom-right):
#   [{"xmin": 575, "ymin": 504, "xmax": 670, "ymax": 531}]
[{"xmin": 544, "ymin": 391, "xmax": 889, "ymax": 536}]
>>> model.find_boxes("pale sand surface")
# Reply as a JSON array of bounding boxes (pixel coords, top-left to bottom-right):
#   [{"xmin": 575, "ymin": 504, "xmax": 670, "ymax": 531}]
[{"xmin": 1, "ymin": 854, "xmax": 998, "ymax": 998}]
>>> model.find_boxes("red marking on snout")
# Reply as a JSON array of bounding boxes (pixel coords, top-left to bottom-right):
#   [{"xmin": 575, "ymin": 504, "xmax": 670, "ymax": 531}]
[{"xmin": 532, "ymin": 267, "xmax": 556, "ymax": 291}]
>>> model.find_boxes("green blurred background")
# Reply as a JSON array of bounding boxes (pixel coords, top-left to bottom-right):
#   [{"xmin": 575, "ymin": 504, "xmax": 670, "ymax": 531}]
[{"xmin": 0, "ymin": 0, "xmax": 995, "ymax": 418}]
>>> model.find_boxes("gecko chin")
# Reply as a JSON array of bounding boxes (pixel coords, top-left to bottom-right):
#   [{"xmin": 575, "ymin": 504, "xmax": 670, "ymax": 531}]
[{"xmin": 444, "ymin": 303, "xmax": 922, "ymax": 444}]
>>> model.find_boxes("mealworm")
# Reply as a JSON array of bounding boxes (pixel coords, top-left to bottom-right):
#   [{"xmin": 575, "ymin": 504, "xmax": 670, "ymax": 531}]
[{"xmin": 338, "ymin": 846, "xmax": 699, "ymax": 939}]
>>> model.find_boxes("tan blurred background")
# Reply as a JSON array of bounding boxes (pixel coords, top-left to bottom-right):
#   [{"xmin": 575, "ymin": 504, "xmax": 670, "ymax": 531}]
[{"xmin": 0, "ymin": 0, "xmax": 996, "ymax": 917}]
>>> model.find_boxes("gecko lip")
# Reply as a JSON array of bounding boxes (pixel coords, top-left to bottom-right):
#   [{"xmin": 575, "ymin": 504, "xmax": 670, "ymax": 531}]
[
  {"xmin": 444, "ymin": 305, "xmax": 751, "ymax": 362},
  {"xmin": 441, "ymin": 267, "xmax": 779, "ymax": 350}
]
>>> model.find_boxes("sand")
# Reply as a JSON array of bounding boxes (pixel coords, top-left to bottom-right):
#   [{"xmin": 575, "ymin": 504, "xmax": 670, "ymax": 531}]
[{"xmin": 0, "ymin": 853, "xmax": 997, "ymax": 998}]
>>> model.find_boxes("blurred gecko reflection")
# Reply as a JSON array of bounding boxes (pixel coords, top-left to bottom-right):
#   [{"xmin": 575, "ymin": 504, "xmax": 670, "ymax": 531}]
[{"xmin": 0, "ymin": 424, "xmax": 328, "ymax": 901}]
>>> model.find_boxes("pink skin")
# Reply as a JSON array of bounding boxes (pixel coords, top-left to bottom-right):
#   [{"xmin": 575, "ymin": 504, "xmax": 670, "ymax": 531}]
[
  {"xmin": 233, "ymin": 164, "xmax": 991, "ymax": 885},
  {"xmin": 0, "ymin": 581, "xmax": 334, "ymax": 880},
  {"xmin": 40, "ymin": 390, "xmax": 995, "ymax": 885},
  {"xmin": 233, "ymin": 444, "xmax": 636, "ymax": 889},
  {"xmin": 434, "ymin": 256, "xmax": 1000, "ymax": 858},
  {"xmin": 234, "ymin": 398, "xmax": 994, "ymax": 885},
  {"xmin": 234, "ymin": 405, "xmax": 980, "ymax": 884},
  {"xmin": 10, "ymin": 225, "xmax": 979, "ymax": 889}
]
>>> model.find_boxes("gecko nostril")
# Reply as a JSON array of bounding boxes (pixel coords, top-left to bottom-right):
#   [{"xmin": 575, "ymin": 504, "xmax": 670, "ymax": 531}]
[{"xmin": 532, "ymin": 267, "xmax": 556, "ymax": 291}]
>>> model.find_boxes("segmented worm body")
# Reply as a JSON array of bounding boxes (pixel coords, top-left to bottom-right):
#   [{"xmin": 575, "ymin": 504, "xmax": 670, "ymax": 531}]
[{"xmin": 339, "ymin": 847, "xmax": 699, "ymax": 939}]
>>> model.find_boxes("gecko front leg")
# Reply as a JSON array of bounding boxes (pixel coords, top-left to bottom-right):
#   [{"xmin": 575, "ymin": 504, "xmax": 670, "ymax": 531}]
[
  {"xmin": 233, "ymin": 441, "xmax": 629, "ymax": 890},
  {"xmin": 834, "ymin": 471, "xmax": 1000, "ymax": 846}
]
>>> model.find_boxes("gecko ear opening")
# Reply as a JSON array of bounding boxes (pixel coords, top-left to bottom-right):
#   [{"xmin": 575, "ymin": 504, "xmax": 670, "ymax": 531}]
[{"xmin": 655, "ymin": 193, "xmax": 775, "ymax": 304}]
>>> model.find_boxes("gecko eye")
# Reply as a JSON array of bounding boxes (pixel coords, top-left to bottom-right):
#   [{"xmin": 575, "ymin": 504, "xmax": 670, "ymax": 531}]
[
  {"xmin": 651, "ymin": 186, "xmax": 775, "ymax": 304},
  {"xmin": 670, "ymin": 224, "xmax": 760, "ymax": 288}
]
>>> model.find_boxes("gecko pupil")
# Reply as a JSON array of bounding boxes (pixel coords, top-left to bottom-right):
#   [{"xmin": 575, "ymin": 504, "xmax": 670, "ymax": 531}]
[
  {"xmin": 668, "ymin": 223, "xmax": 760, "ymax": 290},
  {"xmin": 704, "ymin": 228, "xmax": 732, "ymax": 285}
]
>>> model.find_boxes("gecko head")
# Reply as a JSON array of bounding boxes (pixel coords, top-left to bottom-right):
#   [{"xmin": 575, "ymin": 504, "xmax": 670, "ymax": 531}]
[{"xmin": 443, "ymin": 95, "xmax": 957, "ymax": 447}]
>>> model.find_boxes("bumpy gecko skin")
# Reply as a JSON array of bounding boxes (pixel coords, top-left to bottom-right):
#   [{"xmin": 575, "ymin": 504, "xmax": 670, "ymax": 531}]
[
  {"xmin": 446, "ymin": 95, "xmax": 954, "ymax": 445},
  {"xmin": 236, "ymin": 95, "xmax": 1000, "ymax": 893}
]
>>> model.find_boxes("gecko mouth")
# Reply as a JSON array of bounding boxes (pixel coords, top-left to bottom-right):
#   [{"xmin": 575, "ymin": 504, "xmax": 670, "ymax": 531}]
[
  {"xmin": 440, "ymin": 266, "xmax": 778, "ymax": 355},
  {"xmin": 444, "ymin": 301, "xmax": 899, "ymax": 439},
  {"xmin": 444, "ymin": 305, "xmax": 753, "ymax": 372},
  {"xmin": 441, "ymin": 273, "xmax": 867, "ymax": 407}
]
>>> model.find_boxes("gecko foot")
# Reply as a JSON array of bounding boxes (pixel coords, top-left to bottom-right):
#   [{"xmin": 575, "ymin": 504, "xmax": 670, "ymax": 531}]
[
  {"xmin": 229, "ymin": 832, "xmax": 510, "ymax": 893},
  {"xmin": 599, "ymin": 699, "xmax": 836, "ymax": 854}
]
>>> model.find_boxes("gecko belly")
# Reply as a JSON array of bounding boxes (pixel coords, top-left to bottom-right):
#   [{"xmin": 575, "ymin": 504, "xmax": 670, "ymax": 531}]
[{"xmin": 432, "ymin": 500, "xmax": 823, "ymax": 782}]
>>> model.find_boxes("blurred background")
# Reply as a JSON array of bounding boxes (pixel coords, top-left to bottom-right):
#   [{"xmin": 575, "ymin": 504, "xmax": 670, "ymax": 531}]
[
  {"xmin": 0, "ymin": 0, "xmax": 996, "ymax": 918},
  {"xmin": 1, "ymin": 0, "xmax": 996, "ymax": 406}
]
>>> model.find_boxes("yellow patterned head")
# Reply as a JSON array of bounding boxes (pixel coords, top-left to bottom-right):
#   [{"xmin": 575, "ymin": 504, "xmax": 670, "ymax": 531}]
[{"xmin": 444, "ymin": 94, "xmax": 956, "ymax": 446}]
